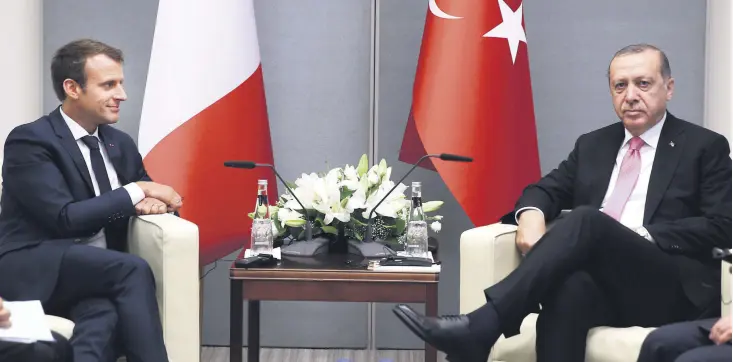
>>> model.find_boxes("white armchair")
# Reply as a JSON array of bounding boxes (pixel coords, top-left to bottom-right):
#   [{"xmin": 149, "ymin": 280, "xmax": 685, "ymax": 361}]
[
  {"xmin": 45, "ymin": 214, "xmax": 201, "ymax": 362},
  {"xmin": 459, "ymin": 223, "xmax": 731, "ymax": 362}
]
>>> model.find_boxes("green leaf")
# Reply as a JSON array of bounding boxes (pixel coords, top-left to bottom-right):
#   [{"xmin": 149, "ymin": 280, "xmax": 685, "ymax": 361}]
[
  {"xmin": 422, "ymin": 201, "xmax": 444, "ymax": 213},
  {"xmin": 247, "ymin": 212, "xmax": 255, "ymax": 219},
  {"xmin": 356, "ymin": 154, "xmax": 369, "ymax": 177},
  {"xmin": 285, "ymin": 181, "xmax": 298, "ymax": 190},
  {"xmin": 340, "ymin": 188, "xmax": 355, "ymax": 201},
  {"xmin": 351, "ymin": 217, "xmax": 367, "ymax": 226},
  {"xmin": 284, "ymin": 219, "xmax": 306, "ymax": 227},
  {"xmin": 396, "ymin": 218, "xmax": 406, "ymax": 235},
  {"xmin": 322, "ymin": 225, "xmax": 338, "ymax": 235}
]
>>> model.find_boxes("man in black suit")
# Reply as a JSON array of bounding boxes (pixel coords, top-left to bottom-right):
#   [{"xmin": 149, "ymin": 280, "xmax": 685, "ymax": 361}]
[
  {"xmin": 0, "ymin": 296, "xmax": 72, "ymax": 362},
  {"xmin": 637, "ymin": 316, "xmax": 731, "ymax": 362},
  {"xmin": 0, "ymin": 39, "xmax": 184, "ymax": 362},
  {"xmin": 392, "ymin": 44, "xmax": 732, "ymax": 362}
]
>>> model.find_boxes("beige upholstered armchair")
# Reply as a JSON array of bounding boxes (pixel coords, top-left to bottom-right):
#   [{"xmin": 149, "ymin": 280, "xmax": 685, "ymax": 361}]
[
  {"xmin": 44, "ymin": 214, "xmax": 201, "ymax": 362},
  {"xmin": 459, "ymin": 223, "xmax": 732, "ymax": 362}
]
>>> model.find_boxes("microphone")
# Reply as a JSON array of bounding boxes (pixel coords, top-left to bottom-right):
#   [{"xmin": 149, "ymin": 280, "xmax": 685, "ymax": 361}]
[
  {"xmin": 438, "ymin": 153, "xmax": 473, "ymax": 162},
  {"xmin": 364, "ymin": 153, "xmax": 473, "ymax": 243},
  {"xmin": 223, "ymin": 161, "xmax": 256, "ymax": 169},
  {"xmin": 224, "ymin": 160, "xmax": 312, "ymax": 240}
]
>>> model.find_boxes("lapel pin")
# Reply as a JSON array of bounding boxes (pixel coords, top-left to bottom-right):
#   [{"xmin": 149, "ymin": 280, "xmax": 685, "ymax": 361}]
[{"xmin": 669, "ymin": 141, "xmax": 675, "ymax": 147}]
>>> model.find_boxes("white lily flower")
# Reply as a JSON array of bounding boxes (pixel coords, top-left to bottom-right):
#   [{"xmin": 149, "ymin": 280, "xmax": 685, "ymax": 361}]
[
  {"xmin": 312, "ymin": 172, "xmax": 352, "ymax": 225},
  {"xmin": 382, "ymin": 167, "xmax": 392, "ymax": 184},
  {"xmin": 367, "ymin": 169, "xmax": 380, "ymax": 186},
  {"xmin": 276, "ymin": 208, "xmax": 304, "ymax": 228},
  {"xmin": 339, "ymin": 164, "xmax": 361, "ymax": 190},
  {"xmin": 284, "ymin": 172, "xmax": 319, "ymax": 210},
  {"xmin": 346, "ymin": 187, "xmax": 367, "ymax": 210},
  {"xmin": 271, "ymin": 222, "xmax": 281, "ymax": 237},
  {"xmin": 362, "ymin": 180, "xmax": 408, "ymax": 219},
  {"xmin": 343, "ymin": 165, "xmax": 358, "ymax": 181},
  {"xmin": 430, "ymin": 221, "xmax": 442, "ymax": 233}
]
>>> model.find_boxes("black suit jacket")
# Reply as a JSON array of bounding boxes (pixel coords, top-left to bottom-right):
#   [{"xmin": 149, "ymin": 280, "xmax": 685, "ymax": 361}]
[
  {"xmin": 0, "ymin": 107, "xmax": 151, "ymax": 303},
  {"xmin": 502, "ymin": 113, "xmax": 732, "ymax": 310}
]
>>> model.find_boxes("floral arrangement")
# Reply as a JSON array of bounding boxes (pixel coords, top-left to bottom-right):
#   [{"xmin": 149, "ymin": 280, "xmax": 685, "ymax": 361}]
[{"xmin": 249, "ymin": 154, "xmax": 444, "ymax": 245}]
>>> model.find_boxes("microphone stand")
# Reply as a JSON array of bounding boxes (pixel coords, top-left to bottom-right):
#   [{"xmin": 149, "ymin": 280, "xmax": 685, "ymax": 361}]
[
  {"xmin": 225, "ymin": 161, "xmax": 329, "ymax": 257},
  {"xmin": 355, "ymin": 153, "xmax": 472, "ymax": 258}
]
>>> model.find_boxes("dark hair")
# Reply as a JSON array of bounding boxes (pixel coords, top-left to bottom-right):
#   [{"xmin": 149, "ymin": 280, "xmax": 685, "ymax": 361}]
[
  {"xmin": 607, "ymin": 44, "xmax": 671, "ymax": 80},
  {"xmin": 51, "ymin": 39, "xmax": 124, "ymax": 101}
]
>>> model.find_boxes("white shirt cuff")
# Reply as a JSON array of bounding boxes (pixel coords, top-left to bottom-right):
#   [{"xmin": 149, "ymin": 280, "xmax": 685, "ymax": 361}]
[
  {"xmin": 123, "ymin": 183, "xmax": 146, "ymax": 205},
  {"xmin": 635, "ymin": 226, "xmax": 654, "ymax": 243},
  {"xmin": 515, "ymin": 207, "xmax": 544, "ymax": 223}
]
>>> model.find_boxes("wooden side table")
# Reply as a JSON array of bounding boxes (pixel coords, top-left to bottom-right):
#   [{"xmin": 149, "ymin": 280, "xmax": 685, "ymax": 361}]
[{"xmin": 229, "ymin": 252, "xmax": 440, "ymax": 362}]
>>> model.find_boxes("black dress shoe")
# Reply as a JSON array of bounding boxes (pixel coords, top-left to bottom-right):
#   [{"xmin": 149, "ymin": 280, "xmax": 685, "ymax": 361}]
[{"xmin": 392, "ymin": 304, "xmax": 489, "ymax": 362}]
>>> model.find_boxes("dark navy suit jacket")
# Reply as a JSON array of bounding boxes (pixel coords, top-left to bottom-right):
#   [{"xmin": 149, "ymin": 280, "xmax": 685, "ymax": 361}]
[
  {"xmin": 0, "ymin": 107, "xmax": 151, "ymax": 303},
  {"xmin": 502, "ymin": 113, "xmax": 732, "ymax": 313}
]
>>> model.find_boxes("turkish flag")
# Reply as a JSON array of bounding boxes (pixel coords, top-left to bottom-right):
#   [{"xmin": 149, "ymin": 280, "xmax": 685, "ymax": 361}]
[
  {"xmin": 399, "ymin": 0, "xmax": 540, "ymax": 226},
  {"xmin": 138, "ymin": 0, "xmax": 276, "ymax": 265}
]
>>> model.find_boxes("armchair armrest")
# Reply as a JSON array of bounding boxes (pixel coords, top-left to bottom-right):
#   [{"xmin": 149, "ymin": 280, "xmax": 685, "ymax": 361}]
[
  {"xmin": 459, "ymin": 223, "xmax": 521, "ymax": 314},
  {"xmin": 128, "ymin": 214, "xmax": 200, "ymax": 362},
  {"xmin": 723, "ymin": 260, "xmax": 731, "ymax": 317}
]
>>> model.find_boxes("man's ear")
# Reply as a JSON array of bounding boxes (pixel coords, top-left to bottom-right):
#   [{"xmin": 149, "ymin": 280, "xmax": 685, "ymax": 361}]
[
  {"xmin": 665, "ymin": 77, "xmax": 675, "ymax": 101},
  {"xmin": 63, "ymin": 79, "xmax": 82, "ymax": 100}
]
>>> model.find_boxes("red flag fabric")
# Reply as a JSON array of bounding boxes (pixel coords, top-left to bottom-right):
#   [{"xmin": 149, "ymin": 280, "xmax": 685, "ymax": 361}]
[
  {"xmin": 138, "ymin": 0, "xmax": 276, "ymax": 265},
  {"xmin": 399, "ymin": 0, "xmax": 541, "ymax": 226}
]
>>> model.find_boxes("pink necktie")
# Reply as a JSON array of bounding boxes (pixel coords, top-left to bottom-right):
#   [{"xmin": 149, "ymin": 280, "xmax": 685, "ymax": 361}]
[{"xmin": 603, "ymin": 137, "xmax": 644, "ymax": 221}]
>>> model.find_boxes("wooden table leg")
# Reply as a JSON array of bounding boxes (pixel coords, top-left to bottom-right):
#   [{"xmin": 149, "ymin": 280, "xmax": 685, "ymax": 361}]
[
  {"xmin": 248, "ymin": 300, "xmax": 261, "ymax": 362},
  {"xmin": 230, "ymin": 279, "xmax": 243, "ymax": 362},
  {"xmin": 425, "ymin": 284, "xmax": 438, "ymax": 362}
]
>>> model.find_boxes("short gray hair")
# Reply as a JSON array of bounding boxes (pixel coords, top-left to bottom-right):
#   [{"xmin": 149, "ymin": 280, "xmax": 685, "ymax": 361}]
[{"xmin": 607, "ymin": 44, "xmax": 671, "ymax": 79}]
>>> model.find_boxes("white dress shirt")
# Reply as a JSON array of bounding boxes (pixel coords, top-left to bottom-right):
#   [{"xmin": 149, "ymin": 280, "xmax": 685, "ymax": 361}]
[
  {"xmin": 517, "ymin": 112, "xmax": 667, "ymax": 240},
  {"xmin": 60, "ymin": 108, "xmax": 146, "ymax": 248}
]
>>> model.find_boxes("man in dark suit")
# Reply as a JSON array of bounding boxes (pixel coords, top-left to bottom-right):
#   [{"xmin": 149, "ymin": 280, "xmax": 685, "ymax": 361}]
[
  {"xmin": 0, "ymin": 296, "xmax": 72, "ymax": 362},
  {"xmin": 0, "ymin": 39, "xmax": 184, "ymax": 362},
  {"xmin": 392, "ymin": 43, "xmax": 732, "ymax": 362},
  {"xmin": 637, "ymin": 316, "xmax": 731, "ymax": 362}
]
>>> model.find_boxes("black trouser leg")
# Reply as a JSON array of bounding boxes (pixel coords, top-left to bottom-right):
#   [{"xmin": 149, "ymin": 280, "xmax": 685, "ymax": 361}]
[
  {"xmin": 47, "ymin": 245, "xmax": 168, "ymax": 362},
  {"xmin": 535, "ymin": 270, "xmax": 614, "ymax": 362},
  {"xmin": 484, "ymin": 207, "xmax": 697, "ymax": 337}
]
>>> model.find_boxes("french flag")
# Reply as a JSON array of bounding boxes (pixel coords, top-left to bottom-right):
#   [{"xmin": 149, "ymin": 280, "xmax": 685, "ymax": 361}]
[{"xmin": 138, "ymin": 0, "xmax": 276, "ymax": 265}]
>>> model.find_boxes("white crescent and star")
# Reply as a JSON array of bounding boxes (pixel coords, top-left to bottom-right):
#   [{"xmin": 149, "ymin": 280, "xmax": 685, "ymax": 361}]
[
  {"xmin": 429, "ymin": 0, "xmax": 528, "ymax": 65},
  {"xmin": 428, "ymin": 0, "xmax": 462, "ymax": 19}
]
